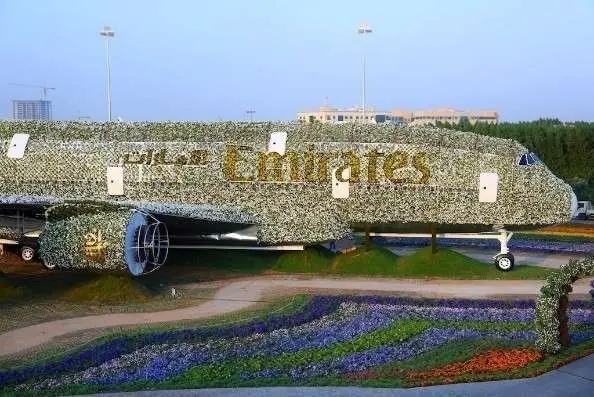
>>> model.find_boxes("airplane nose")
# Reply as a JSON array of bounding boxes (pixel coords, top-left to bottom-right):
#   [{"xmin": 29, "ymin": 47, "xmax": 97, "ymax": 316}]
[{"xmin": 570, "ymin": 190, "xmax": 578, "ymax": 219}]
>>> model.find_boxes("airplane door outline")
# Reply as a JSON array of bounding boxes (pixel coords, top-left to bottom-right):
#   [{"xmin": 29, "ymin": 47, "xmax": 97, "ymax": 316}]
[
  {"xmin": 7, "ymin": 134, "xmax": 30, "ymax": 159},
  {"xmin": 479, "ymin": 172, "xmax": 498, "ymax": 202},
  {"xmin": 332, "ymin": 167, "xmax": 350, "ymax": 199},
  {"xmin": 107, "ymin": 167, "xmax": 124, "ymax": 196},
  {"xmin": 268, "ymin": 132, "xmax": 287, "ymax": 155}
]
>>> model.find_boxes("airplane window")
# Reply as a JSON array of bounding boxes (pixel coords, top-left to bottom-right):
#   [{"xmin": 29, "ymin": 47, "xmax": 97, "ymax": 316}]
[
  {"xmin": 519, "ymin": 153, "xmax": 541, "ymax": 166},
  {"xmin": 527, "ymin": 154, "xmax": 535, "ymax": 165},
  {"xmin": 529, "ymin": 153, "xmax": 542, "ymax": 164}
]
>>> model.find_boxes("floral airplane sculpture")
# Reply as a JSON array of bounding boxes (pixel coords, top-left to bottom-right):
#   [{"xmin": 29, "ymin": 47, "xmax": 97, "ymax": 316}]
[{"xmin": 0, "ymin": 121, "xmax": 577, "ymax": 275}]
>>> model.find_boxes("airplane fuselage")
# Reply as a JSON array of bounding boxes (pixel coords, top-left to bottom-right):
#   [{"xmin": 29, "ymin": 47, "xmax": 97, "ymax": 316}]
[{"xmin": 0, "ymin": 123, "xmax": 575, "ymax": 244}]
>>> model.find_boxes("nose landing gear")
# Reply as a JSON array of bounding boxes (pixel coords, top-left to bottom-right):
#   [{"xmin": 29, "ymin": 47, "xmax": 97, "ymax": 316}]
[
  {"xmin": 494, "ymin": 252, "xmax": 515, "ymax": 271},
  {"xmin": 493, "ymin": 230, "xmax": 514, "ymax": 271}
]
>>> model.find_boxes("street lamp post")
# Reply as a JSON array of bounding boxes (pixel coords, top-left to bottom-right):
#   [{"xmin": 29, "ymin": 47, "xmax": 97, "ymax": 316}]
[
  {"xmin": 357, "ymin": 23, "xmax": 372, "ymax": 123},
  {"xmin": 246, "ymin": 109, "xmax": 256, "ymax": 123},
  {"xmin": 99, "ymin": 26, "xmax": 115, "ymax": 122}
]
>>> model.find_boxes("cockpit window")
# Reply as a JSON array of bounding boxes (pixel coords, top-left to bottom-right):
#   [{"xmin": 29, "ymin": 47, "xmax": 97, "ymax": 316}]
[
  {"xmin": 529, "ymin": 153, "xmax": 541, "ymax": 164},
  {"xmin": 519, "ymin": 152, "xmax": 541, "ymax": 166}
]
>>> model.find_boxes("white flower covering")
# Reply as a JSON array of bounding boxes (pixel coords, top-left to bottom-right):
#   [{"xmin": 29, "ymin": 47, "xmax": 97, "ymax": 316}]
[
  {"xmin": 0, "ymin": 121, "xmax": 575, "ymax": 263},
  {"xmin": 38, "ymin": 211, "xmax": 132, "ymax": 271},
  {"xmin": 129, "ymin": 201, "xmax": 258, "ymax": 224}
]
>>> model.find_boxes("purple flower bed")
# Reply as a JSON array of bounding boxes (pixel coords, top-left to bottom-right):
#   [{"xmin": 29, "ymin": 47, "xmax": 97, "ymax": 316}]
[
  {"xmin": 87, "ymin": 306, "xmax": 400, "ymax": 385},
  {"xmin": 5, "ymin": 296, "xmax": 594, "ymax": 392},
  {"xmin": 338, "ymin": 295, "xmax": 594, "ymax": 310},
  {"xmin": 379, "ymin": 237, "xmax": 594, "ymax": 254},
  {"xmin": 247, "ymin": 328, "xmax": 537, "ymax": 380},
  {"xmin": 246, "ymin": 327, "xmax": 594, "ymax": 380},
  {"xmin": 370, "ymin": 304, "xmax": 593, "ymax": 323}
]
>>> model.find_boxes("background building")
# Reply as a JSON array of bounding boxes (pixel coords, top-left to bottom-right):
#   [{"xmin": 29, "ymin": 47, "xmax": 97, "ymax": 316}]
[
  {"xmin": 12, "ymin": 100, "xmax": 52, "ymax": 120},
  {"xmin": 297, "ymin": 106, "xmax": 404, "ymax": 124},
  {"xmin": 298, "ymin": 106, "xmax": 498, "ymax": 125},
  {"xmin": 391, "ymin": 108, "xmax": 498, "ymax": 125}
]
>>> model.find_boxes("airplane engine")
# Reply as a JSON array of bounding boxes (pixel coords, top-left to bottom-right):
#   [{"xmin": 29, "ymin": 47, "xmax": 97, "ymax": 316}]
[{"xmin": 38, "ymin": 208, "xmax": 169, "ymax": 275}]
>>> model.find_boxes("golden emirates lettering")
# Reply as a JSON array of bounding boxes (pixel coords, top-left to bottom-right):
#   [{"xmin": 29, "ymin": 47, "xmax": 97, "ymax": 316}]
[
  {"xmin": 224, "ymin": 145, "xmax": 431, "ymax": 184},
  {"xmin": 120, "ymin": 145, "xmax": 431, "ymax": 185}
]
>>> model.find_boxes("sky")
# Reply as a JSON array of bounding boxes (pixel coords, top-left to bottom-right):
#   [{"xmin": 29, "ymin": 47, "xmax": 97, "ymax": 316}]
[{"xmin": 1, "ymin": 0, "xmax": 594, "ymax": 122}]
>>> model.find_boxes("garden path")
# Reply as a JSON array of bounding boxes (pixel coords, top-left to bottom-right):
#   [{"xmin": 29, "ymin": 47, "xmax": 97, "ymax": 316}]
[{"xmin": 0, "ymin": 276, "xmax": 591, "ymax": 357}]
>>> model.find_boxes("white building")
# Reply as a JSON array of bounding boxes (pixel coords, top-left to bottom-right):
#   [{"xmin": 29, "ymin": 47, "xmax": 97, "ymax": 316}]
[
  {"xmin": 298, "ymin": 106, "xmax": 499, "ymax": 125},
  {"xmin": 297, "ymin": 106, "xmax": 402, "ymax": 124}
]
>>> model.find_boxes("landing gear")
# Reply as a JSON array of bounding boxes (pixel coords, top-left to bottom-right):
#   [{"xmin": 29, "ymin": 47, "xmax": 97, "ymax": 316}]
[
  {"xmin": 42, "ymin": 260, "xmax": 57, "ymax": 270},
  {"xmin": 493, "ymin": 230, "xmax": 514, "ymax": 271},
  {"xmin": 20, "ymin": 246, "xmax": 36, "ymax": 262},
  {"xmin": 20, "ymin": 245, "xmax": 56, "ymax": 270},
  {"xmin": 494, "ymin": 253, "xmax": 515, "ymax": 271}
]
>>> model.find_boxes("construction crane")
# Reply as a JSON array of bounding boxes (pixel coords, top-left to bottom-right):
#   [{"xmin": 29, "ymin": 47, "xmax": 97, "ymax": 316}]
[{"xmin": 9, "ymin": 83, "xmax": 56, "ymax": 100}]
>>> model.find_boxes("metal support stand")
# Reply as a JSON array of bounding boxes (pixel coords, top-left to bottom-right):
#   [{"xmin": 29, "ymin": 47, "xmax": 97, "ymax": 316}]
[
  {"xmin": 358, "ymin": 230, "xmax": 516, "ymax": 271},
  {"xmin": 497, "ymin": 230, "xmax": 512, "ymax": 255},
  {"xmin": 430, "ymin": 224, "xmax": 437, "ymax": 254}
]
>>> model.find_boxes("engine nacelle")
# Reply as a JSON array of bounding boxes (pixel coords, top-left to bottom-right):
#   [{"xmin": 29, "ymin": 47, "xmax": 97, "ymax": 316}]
[{"xmin": 39, "ymin": 208, "xmax": 169, "ymax": 276}]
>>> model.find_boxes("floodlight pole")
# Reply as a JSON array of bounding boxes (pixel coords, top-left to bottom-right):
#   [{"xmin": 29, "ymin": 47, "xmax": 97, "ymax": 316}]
[
  {"xmin": 357, "ymin": 23, "xmax": 372, "ymax": 123},
  {"xmin": 246, "ymin": 109, "xmax": 256, "ymax": 123},
  {"xmin": 100, "ymin": 26, "xmax": 115, "ymax": 122}
]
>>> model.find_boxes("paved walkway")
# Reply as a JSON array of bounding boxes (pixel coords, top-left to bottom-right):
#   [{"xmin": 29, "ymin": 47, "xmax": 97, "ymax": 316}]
[
  {"xmin": 0, "ymin": 276, "xmax": 591, "ymax": 357},
  {"xmin": 73, "ymin": 354, "xmax": 594, "ymax": 397}
]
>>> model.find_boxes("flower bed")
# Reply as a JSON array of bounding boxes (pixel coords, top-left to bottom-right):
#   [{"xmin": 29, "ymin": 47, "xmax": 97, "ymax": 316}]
[
  {"xmin": 379, "ymin": 236, "xmax": 594, "ymax": 254},
  {"xmin": 540, "ymin": 225, "xmax": 594, "ymax": 236},
  {"xmin": 2, "ymin": 295, "xmax": 593, "ymax": 395},
  {"xmin": 405, "ymin": 348, "xmax": 544, "ymax": 379}
]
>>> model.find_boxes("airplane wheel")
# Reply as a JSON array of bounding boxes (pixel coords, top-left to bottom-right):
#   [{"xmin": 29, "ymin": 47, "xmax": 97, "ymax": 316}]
[
  {"xmin": 494, "ymin": 253, "xmax": 514, "ymax": 272},
  {"xmin": 42, "ymin": 260, "xmax": 57, "ymax": 270},
  {"xmin": 20, "ymin": 246, "xmax": 36, "ymax": 262}
]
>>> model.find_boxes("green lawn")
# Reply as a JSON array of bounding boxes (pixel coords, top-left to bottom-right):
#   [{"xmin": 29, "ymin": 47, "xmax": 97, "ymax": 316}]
[
  {"xmin": 329, "ymin": 245, "xmax": 401, "ymax": 275},
  {"xmin": 60, "ymin": 274, "xmax": 153, "ymax": 304},
  {"xmin": 272, "ymin": 246, "xmax": 335, "ymax": 273},
  {"xmin": 514, "ymin": 231, "xmax": 594, "ymax": 242},
  {"xmin": 165, "ymin": 249, "xmax": 279, "ymax": 275},
  {"xmin": 391, "ymin": 246, "xmax": 553, "ymax": 280},
  {"xmin": 0, "ymin": 277, "xmax": 25, "ymax": 303},
  {"xmin": 167, "ymin": 245, "xmax": 553, "ymax": 280}
]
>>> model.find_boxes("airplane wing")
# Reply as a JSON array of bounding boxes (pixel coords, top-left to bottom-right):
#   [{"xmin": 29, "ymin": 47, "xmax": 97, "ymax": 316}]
[
  {"xmin": 0, "ymin": 196, "xmax": 262, "ymax": 275},
  {"xmin": 0, "ymin": 195, "xmax": 260, "ymax": 248},
  {"xmin": 130, "ymin": 201, "xmax": 258, "ymax": 225},
  {"xmin": 126, "ymin": 201, "xmax": 260, "ymax": 247}
]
